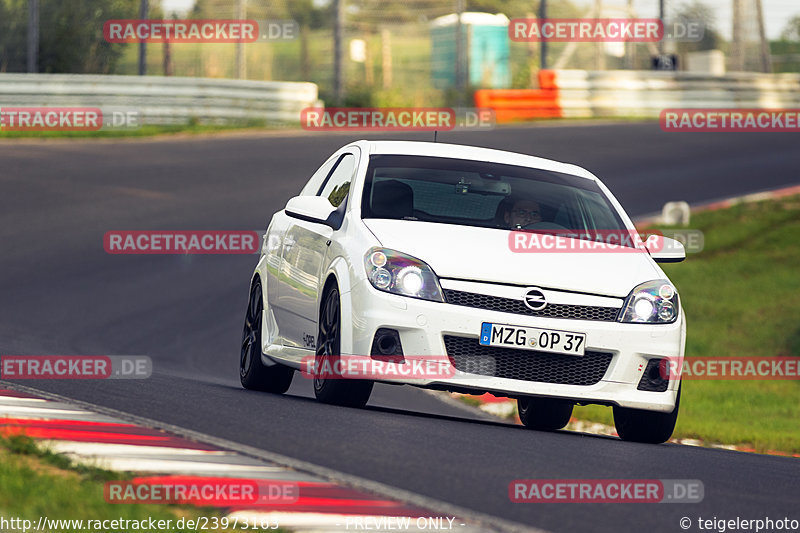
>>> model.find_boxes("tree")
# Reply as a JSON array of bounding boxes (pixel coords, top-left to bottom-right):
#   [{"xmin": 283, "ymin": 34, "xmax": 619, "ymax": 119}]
[
  {"xmin": 0, "ymin": 0, "xmax": 139, "ymax": 73},
  {"xmin": 287, "ymin": 0, "xmax": 329, "ymax": 30},
  {"xmin": 0, "ymin": 0, "xmax": 28, "ymax": 71},
  {"xmin": 672, "ymin": 1, "xmax": 724, "ymax": 53},
  {"xmin": 772, "ymin": 15, "xmax": 800, "ymax": 72},
  {"xmin": 780, "ymin": 16, "xmax": 800, "ymax": 42}
]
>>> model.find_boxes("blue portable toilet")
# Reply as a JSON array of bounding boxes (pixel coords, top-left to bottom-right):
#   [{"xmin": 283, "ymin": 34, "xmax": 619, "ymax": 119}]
[{"xmin": 431, "ymin": 12, "xmax": 511, "ymax": 89}]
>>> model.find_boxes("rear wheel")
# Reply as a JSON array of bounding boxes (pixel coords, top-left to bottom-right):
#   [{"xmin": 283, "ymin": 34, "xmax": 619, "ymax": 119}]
[
  {"xmin": 517, "ymin": 397, "xmax": 574, "ymax": 431},
  {"xmin": 240, "ymin": 279, "xmax": 294, "ymax": 393},
  {"xmin": 613, "ymin": 387, "xmax": 681, "ymax": 444},
  {"xmin": 313, "ymin": 284, "xmax": 373, "ymax": 407}
]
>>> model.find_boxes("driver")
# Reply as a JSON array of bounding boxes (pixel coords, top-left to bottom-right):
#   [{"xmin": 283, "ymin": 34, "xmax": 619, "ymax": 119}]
[{"xmin": 505, "ymin": 199, "xmax": 542, "ymax": 229}]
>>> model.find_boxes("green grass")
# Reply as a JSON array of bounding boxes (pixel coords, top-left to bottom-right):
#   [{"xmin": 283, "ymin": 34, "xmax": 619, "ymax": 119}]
[
  {"xmin": 2, "ymin": 435, "xmax": 124, "ymax": 483},
  {"xmin": 0, "ymin": 120, "xmax": 295, "ymax": 139},
  {"xmin": 455, "ymin": 395, "xmax": 484, "ymax": 408},
  {"xmin": 0, "ymin": 111, "xmax": 654, "ymax": 141},
  {"xmin": 574, "ymin": 195, "xmax": 800, "ymax": 453},
  {"xmin": 0, "ymin": 435, "xmax": 226, "ymax": 532},
  {"xmin": 0, "ymin": 115, "xmax": 657, "ymax": 141}
]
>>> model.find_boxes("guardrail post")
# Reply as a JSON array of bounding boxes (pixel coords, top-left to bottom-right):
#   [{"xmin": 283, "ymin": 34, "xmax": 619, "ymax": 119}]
[
  {"xmin": 236, "ymin": 0, "xmax": 247, "ymax": 79},
  {"xmin": 27, "ymin": 0, "xmax": 39, "ymax": 73},
  {"xmin": 138, "ymin": 0, "xmax": 149, "ymax": 76},
  {"xmin": 334, "ymin": 0, "xmax": 344, "ymax": 103}
]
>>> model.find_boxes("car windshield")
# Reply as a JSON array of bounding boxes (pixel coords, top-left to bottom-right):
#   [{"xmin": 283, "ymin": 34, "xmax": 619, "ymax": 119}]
[{"xmin": 361, "ymin": 154, "xmax": 627, "ymax": 234}]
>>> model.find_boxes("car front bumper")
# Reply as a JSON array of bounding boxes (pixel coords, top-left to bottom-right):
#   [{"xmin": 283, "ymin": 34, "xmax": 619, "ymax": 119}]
[{"xmin": 343, "ymin": 279, "xmax": 684, "ymax": 413}]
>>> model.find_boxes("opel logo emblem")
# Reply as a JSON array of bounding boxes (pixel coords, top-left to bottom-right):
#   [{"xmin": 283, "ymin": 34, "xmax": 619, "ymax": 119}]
[{"xmin": 524, "ymin": 288, "xmax": 547, "ymax": 311}]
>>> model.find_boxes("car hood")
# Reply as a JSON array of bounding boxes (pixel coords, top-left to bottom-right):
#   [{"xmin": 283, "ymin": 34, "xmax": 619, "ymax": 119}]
[{"xmin": 363, "ymin": 220, "xmax": 663, "ymax": 298}]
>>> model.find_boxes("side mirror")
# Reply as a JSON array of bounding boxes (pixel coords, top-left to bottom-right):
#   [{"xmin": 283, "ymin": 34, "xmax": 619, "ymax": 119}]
[
  {"xmin": 648, "ymin": 236, "xmax": 686, "ymax": 263},
  {"xmin": 285, "ymin": 196, "xmax": 339, "ymax": 228}
]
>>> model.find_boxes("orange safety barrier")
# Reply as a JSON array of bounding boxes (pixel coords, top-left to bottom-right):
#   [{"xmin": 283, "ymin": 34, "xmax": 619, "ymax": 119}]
[
  {"xmin": 474, "ymin": 70, "xmax": 561, "ymax": 123},
  {"xmin": 538, "ymin": 69, "xmax": 558, "ymax": 90}
]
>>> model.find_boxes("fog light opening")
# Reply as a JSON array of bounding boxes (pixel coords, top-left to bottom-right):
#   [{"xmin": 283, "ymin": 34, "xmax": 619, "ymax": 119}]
[
  {"xmin": 377, "ymin": 334, "xmax": 398, "ymax": 355},
  {"xmin": 370, "ymin": 328, "xmax": 405, "ymax": 362},
  {"xmin": 637, "ymin": 358, "xmax": 670, "ymax": 393}
]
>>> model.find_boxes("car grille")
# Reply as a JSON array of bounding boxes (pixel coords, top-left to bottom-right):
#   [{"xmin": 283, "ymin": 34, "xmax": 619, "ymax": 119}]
[
  {"xmin": 444, "ymin": 335, "xmax": 613, "ymax": 386},
  {"xmin": 443, "ymin": 289, "xmax": 620, "ymax": 322}
]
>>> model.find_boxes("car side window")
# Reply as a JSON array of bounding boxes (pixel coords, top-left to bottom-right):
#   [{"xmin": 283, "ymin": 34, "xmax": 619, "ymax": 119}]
[
  {"xmin": 300, "ymin": 156, "xmax": 338, "ymax": 196},
  {"xmin": 318, "ymin": 153, "xmax": 355, "ymax": 207}
]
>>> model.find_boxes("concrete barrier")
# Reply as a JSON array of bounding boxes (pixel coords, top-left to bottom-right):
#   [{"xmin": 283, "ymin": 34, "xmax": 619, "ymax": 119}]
[{"xmin": 474, "ymin": 69, "xmax": 800, "ymax": 122}]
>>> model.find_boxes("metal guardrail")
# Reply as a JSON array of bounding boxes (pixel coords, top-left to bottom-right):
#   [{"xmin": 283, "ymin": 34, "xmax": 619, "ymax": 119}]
[{"xmin": 0, "ymin": 74, "xmax": 320, "ymax": 125}]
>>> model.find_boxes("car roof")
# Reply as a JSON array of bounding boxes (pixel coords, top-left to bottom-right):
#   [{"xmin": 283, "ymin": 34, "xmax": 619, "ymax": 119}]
[{"xmin": 352, "ymin": 140, "xmax": 598, "ymax": 182}]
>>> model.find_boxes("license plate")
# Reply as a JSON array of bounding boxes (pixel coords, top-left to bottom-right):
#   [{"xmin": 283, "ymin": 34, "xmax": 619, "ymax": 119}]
[{"xmin": 479, "ymin": 322, "xmax": 586, "ymax": 356}]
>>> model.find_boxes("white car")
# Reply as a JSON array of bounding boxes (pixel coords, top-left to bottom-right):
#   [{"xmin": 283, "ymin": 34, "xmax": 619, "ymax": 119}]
[{"xmin": 240, "ymin": 140, "xmax": 686, "ymax": 444}]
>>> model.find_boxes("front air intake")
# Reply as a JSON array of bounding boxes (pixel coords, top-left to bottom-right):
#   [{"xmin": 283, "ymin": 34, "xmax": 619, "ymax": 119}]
[{"xmin": 370, "ymin": 328, "xmax": 404, "ymax": 363}]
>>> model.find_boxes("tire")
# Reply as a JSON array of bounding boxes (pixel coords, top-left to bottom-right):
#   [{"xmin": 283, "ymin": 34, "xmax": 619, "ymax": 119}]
[
  {"xmin": 240, "ymin": 279, "xmax": 294, "ymax": 393},
  {"xmin": 313, "ymin": 284, "xmax": 373, "ymax": 407},
  {"xmin": 613, "ymin": 386, "xmax": 681, "ymax": 444},
  {"xmin": 517, "ymin": 397, "xmax": 574, "ymax": 431}
]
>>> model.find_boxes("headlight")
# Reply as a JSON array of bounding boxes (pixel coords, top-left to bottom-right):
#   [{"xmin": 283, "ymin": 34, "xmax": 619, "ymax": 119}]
[
  {"xmin": 364, "ymin": 248, "xmax": 444, "ymax": 302},
  {"xmin": 619, "ymin": 280, "xmax": 679, "ymax": 323}
]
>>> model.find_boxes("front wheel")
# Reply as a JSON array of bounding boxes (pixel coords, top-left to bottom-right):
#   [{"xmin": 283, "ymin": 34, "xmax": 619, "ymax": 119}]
[
  {"xmin": 240, "ymin": 279, "xmax": 294, "ymax": 393},
  {"xmin": 313, "ymin": 284, "xmax": 373, "ymax": 407},
  {"xmin": 517, "ymin": 397, "xmax": 574, "ymax": 431},
  {"xmin": 613, "ymin": 387, "xmax": 681, "ymax": 444}
]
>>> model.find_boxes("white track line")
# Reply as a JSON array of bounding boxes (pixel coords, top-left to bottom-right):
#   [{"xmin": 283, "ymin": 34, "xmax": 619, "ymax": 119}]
[{"xmin": 0, "ymin": 387, "xmax": 542, "ymax": 533}]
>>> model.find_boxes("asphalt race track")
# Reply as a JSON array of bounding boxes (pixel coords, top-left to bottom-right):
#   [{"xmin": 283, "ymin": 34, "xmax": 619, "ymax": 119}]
[{"xmin": 2, "ymin": 122, "xmax": 799, "ymax": 532}]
